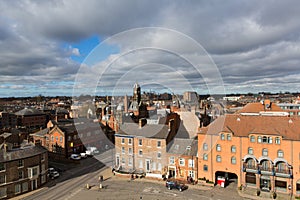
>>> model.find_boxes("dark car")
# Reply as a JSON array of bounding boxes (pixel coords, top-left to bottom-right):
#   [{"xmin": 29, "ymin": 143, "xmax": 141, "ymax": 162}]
[{"xmin": 165, "ymin": 180, "xmax": 188, "ymax": 192}]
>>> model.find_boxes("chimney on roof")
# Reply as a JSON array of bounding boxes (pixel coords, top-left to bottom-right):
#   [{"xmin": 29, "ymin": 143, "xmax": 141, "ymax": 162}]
[{"xmin": 139, "ymin": 118, "xmax": 146, "ymax": 129}]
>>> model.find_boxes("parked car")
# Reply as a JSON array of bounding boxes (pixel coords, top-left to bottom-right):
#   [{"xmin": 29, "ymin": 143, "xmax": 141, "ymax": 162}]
[
  {"xmin": 70, "ymin": 154, "xmax": 81, "ymax": 160},
  {"xmin": 165, "ymin": 180, "xmax": 188, "ymax": 192},
  {"xmin": 48, "ymin": 168, "xmax": 60, "ymax": 179},
  {"xmin": 85, "ymin": 147, "xmax": 99, "ymax": 156},
  {"xmin": 80, "ymin": 152, "xmax": 87, "ymax": 158}
]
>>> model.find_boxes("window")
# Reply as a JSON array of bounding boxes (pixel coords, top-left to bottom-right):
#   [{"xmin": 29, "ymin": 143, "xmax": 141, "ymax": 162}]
[
  {"xmin": 121, "ymin": 147, "xmax": 125, "ymax": 154},
  {"xmin": 18, "ymin": 160, "xmax": 24, "ymax": 168},
  {"xmin": 121, "ymin": 138, "xmax": 125, "ymax": 144},
  {"xmin": 139, "ymin": 160, "xmax": 143, "ymax": 168},
  {"xmin": 262, "ymin": 148, "xmax": 268, "ymax": 156},
  {"xmin": 55, "ymin": 136, "xmax": 58, "ymax": 141},
  {"xmin": 138, "ymin": 139, "xmax": 142, "ymax": 146},
  {"xmin": 179, "ymin": 158, "xmax": 185, "ymax": 166},
  {"xmin": 275, "ymin": 137, "xmax": 281, "ymax": 144},
  {"xmin": 0, "ymin": 163, "xmax": 5, "ymax": 171},
  {"xmin": 121, "ymin": 158, "xmax": 125, "ymax": 164},
  {"xmin": 158, "ymin": 163, "xmax": 162, "ymax": 171},
  {"xmin": 128, "ymin": 158, "xmax": 133, "ymax": 166},
  {"xmin": 257, "ymin": 136, "xmax": 262, "ymax": 143},
  {"xmin": 52, "ymin": 136, "xmax": 54, "ymax": 141},
  {"xmin": 128, "ymin": 148, "xmax": 132, "ymax": 155},
  {"xmin": 0, "ymin": 188, "xmax": 7, "ymax": 198},
  {"xmin": 22, "ymin": 182, "xmax": 28, "ymax": 192},
  {"xmin": 262, "ymin": 136, "xmax": 268, "ymax": 143},
  {"xmin": 152, "ymin": 162, "xmax": 156, "ymax": 170},
  {"xmin": 231, "ymin": 145, "xmax": 236, "ymax": 153},
  {"xmin": 220, "ymin": 133, "xmax": 225, "ymax": 140},
  {"xmin": 278, "ymin": 150, "xmax": 284, "ymax": 158},
  {"xmin": 248, "ymin": 147, "xmax": 253, "ymax": 155},
  {"xmin": 231, "ymin": 156, "xmax": 236, "ymax": 164},
  {"xmin": 18, "ymin": 171, "xmax": 23, "ymax": 179},
  {"xmin": 67, "ymin": 136, "xmax": 71, "ymax": 141},
  {"xmin": 40, "ymin": 153, "xmax": 45, "ymax": 162},
  {"xmin": 250, "ymin": 135, "xmax": 255, "ymax": 143},
  {"xmin": 60, "ymin": 136, "xmax": 63, "ymax": 142},
  {"xmin": 227, "ymin": 134, "xmax": 232, "ymax": 141},
  {"xmin": 189, "ymin": 170, "xmax": 195, "ymax": 178},
  {"xmin": 41, "ymin": 175, "xmax": 46, "ymax": 184},
  {"xmin": 203, "ymin": 153, "xmax": 208, "ymax": 161},
  {"xmin": 216, "ymin": 144, "xmax": 221, "ymax": 152},
  {"xmin": 28, "ymin": 166, "xmax": 39, "ymax": 178},
  {"xmin": 15, "ymin": 184, "xmax": 21, "ymax": 194},
  {"xmin": 203, "ymin": 165, "xmax": 208, "ymax": 171},
  {"xmin": 203, "ymin": 143, "xmax": 208, "ymax": 151},
  {"xmin": 128, "ymin": 138, "xmax": 132, "ymax": 145},
  {"xmin": 188, "ymin": 159, "xmax": 194, "ymax": 168},
  {"xmin": 169, "ymin": 156, "xmax": 175, "ymax": 164},
  {"xmin": 157, "ymin": 152, "xmax": 161, "ymax": 159},
  {"xmin": 216, "ymin": 155, "xmax": 222, "ymax": 162},
  {"xmin": 157, "ymin": 141, "xmax": 161, "ymax": 147},
  {"xmin": 0, "ymin": 175, "xmax": 6, "ymax": 184},
  {"xmin": 138, "ymin": 149, "xmax": 143, "ymax": 156}
]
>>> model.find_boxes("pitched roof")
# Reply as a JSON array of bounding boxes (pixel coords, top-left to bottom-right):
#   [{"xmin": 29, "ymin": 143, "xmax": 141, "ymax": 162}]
[
  {"xmin": 236, "ymin": 102, "xmax": 283, "ymax": 114},
  {"xmin": 0, "ymin": 144, "xmax": 47, "ymax": 162},
  {"xmin": 200, "ymin": 114, "xmax": 300, "ymax": 140},
  {"xmin": 117, "ymin": 123, "xmax": 170, "ymax": 139},
  {"xmin": 167, "ymin": 138, "xmax": 198, "ymax": 156},
  {"xmin": 31, "ymin": 128, "xmax": 49, "ymax": 137},
  {"xmin": 15, "ymin": 107, "xmax": 45, "ymax": 116}
]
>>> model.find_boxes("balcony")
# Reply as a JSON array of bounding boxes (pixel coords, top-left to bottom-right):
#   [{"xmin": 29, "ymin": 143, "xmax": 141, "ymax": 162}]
[
  {"xmin": 260, "ymin": 166, "xmax": 274, "ymax": 175},
  {"xmin": 275, "ymin": 168, "xmax": 292, "ymax": 178},
  {"xmin": 243, "ymin": 164, "xmax": 258, "ymax": 173}
]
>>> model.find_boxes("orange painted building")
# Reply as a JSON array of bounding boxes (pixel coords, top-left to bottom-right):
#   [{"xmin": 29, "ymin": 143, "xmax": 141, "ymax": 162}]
[{"xmin": 198, "ymin": 102, "xmax": 300, "ymax": 197}]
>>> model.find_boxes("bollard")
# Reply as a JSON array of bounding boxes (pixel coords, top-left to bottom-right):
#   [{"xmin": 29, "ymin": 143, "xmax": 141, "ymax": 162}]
[
  {"xmin": 99, "ymin": 183, "xmax": 102, "ymax": 189},
  {"xmin": 86, "ymin": 183, "xmax": 90, "ymax": 190}
]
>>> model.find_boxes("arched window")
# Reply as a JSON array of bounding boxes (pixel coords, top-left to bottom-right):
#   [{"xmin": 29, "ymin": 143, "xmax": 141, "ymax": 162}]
[
  {"xmin": 248, "ymin": 147, "xmax": 253, "ymax": 155},
  {"xmin": 250, "ymin": 135, "xmax": 255, "ymax": 143},
  {"xmin": 257, "ymin": 136, "xmax": 262, "ymax": 143},
  {"xmin": 216, "ymin": 155, "xmax": 222, "ymax": 162},
  {"xmin": 261, "ymin": 160, "xmax": 270, "ymax": 171},
  {"xmin": 216, "ymin": 144, "xmax": 221, "ymax": 152},
  {"xmin": 203, "ymin": 143, "xmax": 208, "ymax": 151},
  {"xmin": 275, "ymin": 137, "xmax": 281, "ymax": 144},
  {"xmin": 227, "ymin": 134, "xmax": 232, "ymax": 141},
  {"xmin": 220, "ymin": 134, "xmax": 225, "ymax": 140},
  {"xmin": 262, "ymin": 148, "xmax": 268, "ymax": 156},
  {"xmin": 231, "ymin": 145, "xmax": 236, "ymax": 153},
  {"xmin": 277, "ymin": 150, "xmax": 284, "ymax": 158},
  {"xmin": 231, "ymin": 156, "xmax": 236, "ymax": 164},
  {"xmin": 203, "ymin": 153, "xmax": 208, "ymax": 161}
]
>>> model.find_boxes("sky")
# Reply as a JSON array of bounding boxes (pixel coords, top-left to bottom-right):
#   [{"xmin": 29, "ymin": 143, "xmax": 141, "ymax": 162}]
[{"xmin": 1, "ymin": 0, "xmax": 300, "ymax": 97}]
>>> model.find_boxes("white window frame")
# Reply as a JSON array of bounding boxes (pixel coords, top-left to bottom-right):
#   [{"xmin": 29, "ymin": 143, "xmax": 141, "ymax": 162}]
[
  {"xmin": 169, "ymin": 156, "xmax": 175, "ymax": 164},
  {"xmin": 138, "ymin": 149, "xmax": 143, "ymax": 156},
  {"xmin": 15, "ymin": 184, "xmax": 21, "ymax": 194},
  {"xmin": 179, "ymin": 158, "xmax": 185, "ymax": 166},
  {"xmin": 188, "ymin": 159, "xmax": 194, "ymax": 168},
  {"xmin": 138, "ymin": 139, "xmax": 142, "ymax": 146},
  {"xmin": 121, "ymin": 147, "xmax": 125, "ymax": 154},
  {"xmin": 128, "ymin": 138, "xmax": 132, "ymax": 145},
  {"xmin": 188, "ymin": 170, "xmax": 195, "ymax": 178}
]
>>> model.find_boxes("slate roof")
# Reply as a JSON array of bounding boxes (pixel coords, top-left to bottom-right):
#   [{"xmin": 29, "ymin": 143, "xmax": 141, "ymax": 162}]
[
  {"xmin": 0, "ymin": 144, "xmax": 47, "ymax": 162},
  {"xmin": 15, "ymin": 108, "xmax": 45, "ymax": 116},
  {"xmin": 117, "ymin": 123, "xmax": 170, "ymax": 139},
  {"xmin": 31, "ymin": 128, "xmax": 49, "ymax": 137},
  {"xmin": 167, "ymin": 138, "xmax": 198, "ymax": 156}
]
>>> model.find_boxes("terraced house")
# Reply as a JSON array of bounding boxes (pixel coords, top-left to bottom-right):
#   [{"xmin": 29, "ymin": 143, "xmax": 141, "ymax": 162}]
[
  {"xmin": 0, "ymin": 133, "xmax": 48, "ymax": 199},
  {"xmin": 198, "ymin": 102, "xmax": 300, "ymax": 198}
]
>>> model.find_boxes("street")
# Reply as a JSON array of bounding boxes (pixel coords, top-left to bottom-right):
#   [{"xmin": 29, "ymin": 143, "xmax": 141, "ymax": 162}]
[{"xmin": 15, "ymin": 149, "xmax": 251, "ymax": 200}]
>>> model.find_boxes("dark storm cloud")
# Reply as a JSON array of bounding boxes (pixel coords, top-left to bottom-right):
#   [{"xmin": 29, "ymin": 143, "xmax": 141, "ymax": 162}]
[{"xmin": 1, "ymin": 0, "xmax": 300, "ymax": 96}]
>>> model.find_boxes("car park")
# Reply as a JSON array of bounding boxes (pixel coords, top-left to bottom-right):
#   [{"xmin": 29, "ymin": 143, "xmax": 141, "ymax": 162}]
[{"xmin": 165, "ymin": 180, "xmax": 188, "ymax": 192}]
